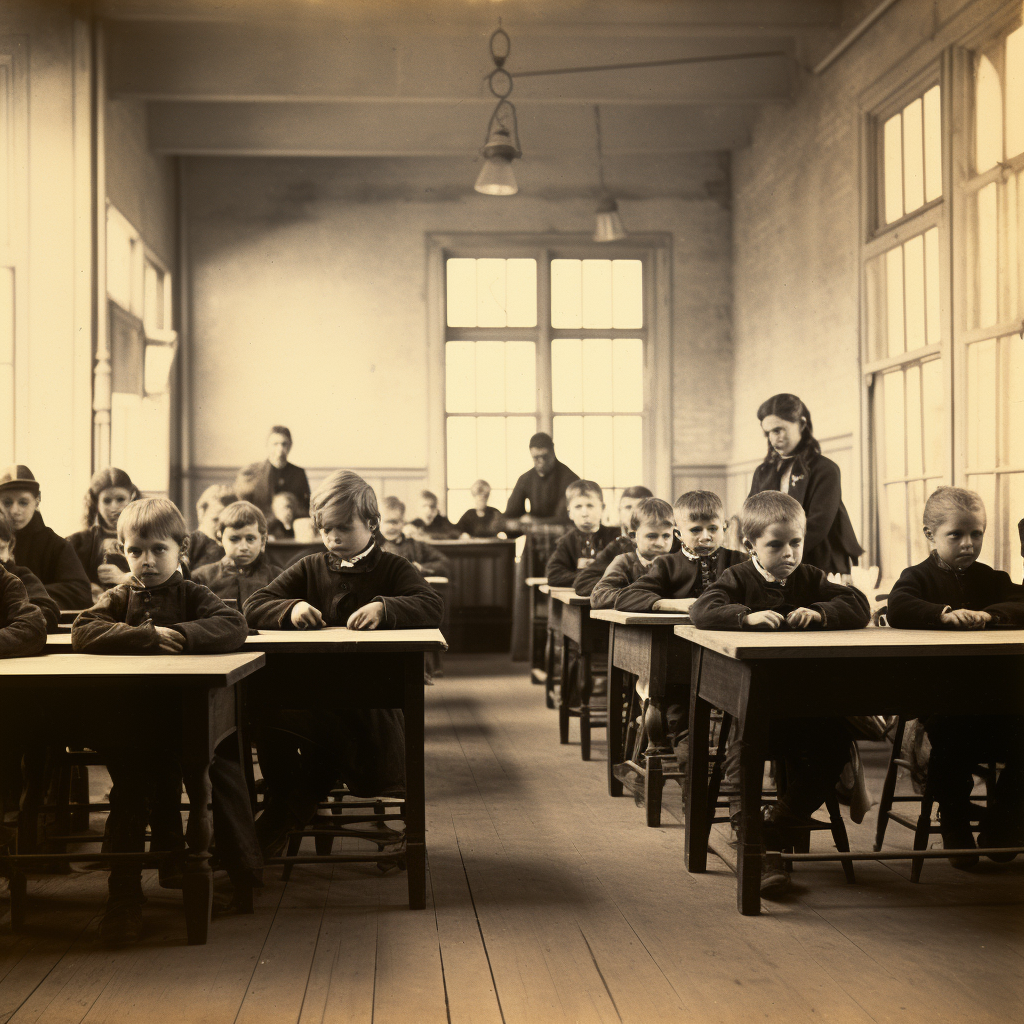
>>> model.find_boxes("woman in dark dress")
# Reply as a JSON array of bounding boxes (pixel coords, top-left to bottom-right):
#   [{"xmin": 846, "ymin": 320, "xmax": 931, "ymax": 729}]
[{"xmin": 747, "ymin": 393, "xmax": 863, "ymax": 574}]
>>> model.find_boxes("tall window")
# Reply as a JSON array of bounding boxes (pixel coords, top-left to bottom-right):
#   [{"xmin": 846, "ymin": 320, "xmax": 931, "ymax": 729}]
[{"xmin": 444, "ymin": 252, "xmax": 647, "ymax": 519}]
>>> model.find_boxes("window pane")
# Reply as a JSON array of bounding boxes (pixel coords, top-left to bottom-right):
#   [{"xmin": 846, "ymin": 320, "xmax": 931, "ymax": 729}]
[
  {"xmin": 551, "ymin": 338, "xmax": 582, "ymax": 412},
  {"xmin": 506, "ymin": 416, "xmax": 538, "ymax": 499},
  {"xmin": 551, "ymin": 259, "xmax": 582, "ymax": 328},
  {"xmin": 905, "ymin": 363, "xmax": 923, "ymax": 477},
  {"xmin": 975, "ymin": 53, "xmax": 1003, "ymax": 173},
  {"xmin": 1005, "ymin": 472, "xmax": 1024, "ymax": 583},
  {"xmin": 447, "ymin": 417, "xmax": 477, "ymax": 488},
  {"xmin": 107, "ymin": 209, "xmax": 134, "ymax": 311},
  {"xmin": 506, "ymin": 259, "xmax": 538, "ymax": 327},
  {"xmin": 966, "ymin": 473, "xmax": 996, "ymax": 529},
  {"xmin": 966, "ymin": 338, "xmax": 997, "ymax": 470},
  {"xmin": 883, "ymin": 370, "xmax": 906, "ymax": 478},
  {"xmin": 505, "ymin": 341, "xmax": 536, "ymax": 413},
  {"xmin": 1008, "ymin": 26, "xmax": 1024, "ymax": 159},
  {"xmin": 612, "ymin": 338, "xmax": 644, "ymax": 412},
  {"xmin": 924, "ymin": 227, "xmax": 941, "ymax": 346},
  {"xmin": 553, "ymin": 415, "xmax": 583, "ymax": 479},
  {"xmin": 884, "ymin": 482, "xmax": 908, "ymax": 573},
  {"xmin": 474, "ymin": 341, "xmax": 505, "ymax": 413},
  {"xmin": 477, "ymin": 258, "xmax": 507, "ymax": 327},
  {"xmin": 883, "ymin": 112, "xmax": 904, "ymax": 224},
  {"xmin": 445, "ymin": 342, "xmax": 475, "ymax": 412},
  {"xmin": 923, "ymin": 85, "xmax": 943, "ymax": 202},
  {"xmin": 902, "ymin": 97, "xmax": 925, "ymax": 214},
  {"xmin": 886, "ymin": 247, "xmax": 906, "ymax": 356},
  {"xmin": 921, "ymin": 357, "xmax": 945, "ymax": 477},
  {"xmin": 613, "ymin": 416, "xmax": 643, "ymax": 487},
  {"xmin": 612, "ymin": 260, "xmax": 644, "ymax": 328},
  {"xmin": 582, "ymin": 416, "xmax": 614, "ymax": 485},
  {"xmin": 903, "ymin": 233, "xmax": 926, "ymax": 351},
  {"xmin": 865, "ymin": 251, "xmax": 885, "ymax": 360},
  {"xmin": 581, "ymin": 338, "xmax": 614, "ymax": 412},
  {"xmin": 446, "ymin": 259, "xmax": 477, "ymax": 327},
  {"xmin": 975, "ymin": 182, "xmax": 998, "ymax": 328},
  {"xmin": 477, "ymin": 416, "xmax": 509, "ymax": 491},
  {"xmin": 582, "ymin": 260, "xmax": 612, "ymax": 328},
  {"xmin": 907, "ymin": 478, "xmax": 929, "ymax": 563},
  {"xmin": 447, "ymin": 489, "xmax": 472, "ymax": 523},
  {"xmin": 1004, "ymin": 332, "xmax": 1024, "ymax": 467},
  {"xmin": 1008, "ymin": 171, "xmax": 1020, "ymax": 320}
]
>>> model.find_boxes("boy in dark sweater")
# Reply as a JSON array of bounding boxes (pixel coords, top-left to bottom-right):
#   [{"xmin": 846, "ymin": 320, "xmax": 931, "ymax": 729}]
[
  {"xmin": 379, "ymin": 496, "xmax": 453, "ymax": 578},
  {"xmin": 545, "ymin": 480, "xmax": 620, "ymax": 588},
  {"xmin": 408, "ymin": 489, "xmax": 460, "ymax": 539},
  {"xmin": 888, "ymin": 486, "xmax": 1024, "ymax": 867},
  {"xmin": 455, "ymin": 479, "xmax": 507, "ymax": 538},
  {"xmin": 590, "ymin": 498, "xmax": 675, "ymax": 609},
  {"xmin": 573, "ymin": 485, "xmax": 653, "ymax": 595},
  {"xmin": 193, "ymin": 501, "xmax": 278, "ymax": 607},
  {"xmin": 244, "ymin": 471, "xmax": 444, "ymax": 856},
  {"xmin": 0, "ymin": 512, "xmax": 60, "ymax": 632},
  {"xmin": 0, "ymin": 563, "xmax": 47, "ymax": 658},
  {"xmin": 690, "ymin": 491, "xmax": 870, "ymax": 896}
]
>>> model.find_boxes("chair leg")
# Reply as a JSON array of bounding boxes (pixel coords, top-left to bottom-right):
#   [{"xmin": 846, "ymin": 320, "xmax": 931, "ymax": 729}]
[
  {"xmin": 558, "ymin": 642, "xmax": 572, "ymax": 744},
  {"xmin": 280, "ymin": 832, "xmax": 303, "ymax": 881},
  {"xmin": 579, "ymin": 653, "xmax": 592, "ymax": 761},
  {"xmin": 8, "ymin": 870, "xmax": 26, "ymax": 931},
  {"xmin": 825, "ymin": 792, "xmax": 856, "ymax": 883},
  {"xmin": 314, "ymin": 834, "xmax": 334, "ymax": 856},
  {"xmin": 873, "ymin": 717, "xmax": 907, "ymax": 851},
  {"xmin": 54, "ymin": 757, "xmax": 73, "ymax": 852},
  {"xmin": 645, "ymin": 756, "xmax": 664, "ymax": 828},
  {"xmin": 70, "ymin": 764, "xmax": 91, "ymax": 833},
  {"xmin": 910, "ymin": 788, "xmax": 934, "ymax": 884}
]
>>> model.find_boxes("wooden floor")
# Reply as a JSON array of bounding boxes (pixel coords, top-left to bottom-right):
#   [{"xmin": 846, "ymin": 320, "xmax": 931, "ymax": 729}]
[{"xmin": 1, "ymin": 653, "xmax": 1022, "ymax": 1024}]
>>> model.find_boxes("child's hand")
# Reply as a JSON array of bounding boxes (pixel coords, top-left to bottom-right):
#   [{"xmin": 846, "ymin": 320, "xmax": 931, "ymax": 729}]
[
  {"xmin": 652, "ymin": 598, "xmax": 696, "ymax": 612},
  {"xmin": 347, "ymin": 601, "xmax": 384, "ymax": 631},
  {"xmin": 743, "ymin": 610, "xmax": 784, "ymax": 630},
  {"xmin": 97, "ymin": 564, "xmax": 130, "ymax": 586},
  {"xmin": 940, "ymin": 608, "xmax": 990, "ymax": 629},
  {"xmin": 154, "ymin": 626, "xmax": 185, "ymax": 653},
  {"xmin": 291, "ymin": 602, "xmax": 326, "ymax": 629},
  {"xmin": 786, "ymin": 607, "xmax": 822, "ymax": 629}
]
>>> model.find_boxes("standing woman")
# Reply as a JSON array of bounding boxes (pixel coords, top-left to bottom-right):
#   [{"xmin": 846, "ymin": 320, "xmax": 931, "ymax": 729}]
[{"xmin": 748, "ymin": 394, "xmax": 864, "ymax": 574}]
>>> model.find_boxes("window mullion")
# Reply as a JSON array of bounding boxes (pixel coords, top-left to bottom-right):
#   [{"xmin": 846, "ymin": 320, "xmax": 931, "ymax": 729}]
[{"xmin": 536, "ymin": 248, "xmax": 553, "ymax": 435}]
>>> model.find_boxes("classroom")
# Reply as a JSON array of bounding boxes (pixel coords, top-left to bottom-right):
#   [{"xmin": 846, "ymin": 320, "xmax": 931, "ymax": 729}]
[{"xmin": 0, "ymin": 0, "xmax": 1022, "ymax": 1021}]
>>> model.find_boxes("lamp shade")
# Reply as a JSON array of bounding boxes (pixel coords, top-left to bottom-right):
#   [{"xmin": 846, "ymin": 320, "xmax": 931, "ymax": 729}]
[
  {"xmin": 593, "ymin": 196, "xmax": 626, "ymax": 242},
  {"xmin": 475, "ymin": 123, "xmax": 520, "ymax": 196}
]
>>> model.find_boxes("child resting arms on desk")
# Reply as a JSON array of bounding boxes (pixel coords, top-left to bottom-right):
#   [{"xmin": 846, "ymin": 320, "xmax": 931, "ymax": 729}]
[
  {"xmin": 690, "ymin": 491, "xmax": 870, "ymax": 897},
  {"xmin": 0, "ymin": 562, "xmax": 46, "ymax": 657},
  {"xmin": 887, "ymin": 485, "xmax": 1024, "ymax": 868},
  {"xmin": 243, "ymin": 471, "xmax": 444, "ymax": 857}
]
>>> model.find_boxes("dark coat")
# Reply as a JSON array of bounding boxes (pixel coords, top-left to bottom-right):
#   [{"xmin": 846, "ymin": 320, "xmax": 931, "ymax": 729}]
[
  {"xmin": 381, "ymin": 536, "xmax": 452, "ymax": 578},
  {"xmin": 574, "ymin": 533, "xmax": 683, "ymax": 596},
  {"xmin": 690, "ymin": 559, "xmax": 870, "ymax": 631},
  {"xmin": 192, "ymin": 556, "xmax": 279, "ymax": 608},
  {"xmin": 0, "ymin": 565, "xmax": 47, "ymax": 657},
  {"xmin": 615, "ymin": 548, "xmax": 748, "ymax": 612},
  {"xmin": 3, "ymin": 560, "xmax": 60, "ymax": 632},
  {"xmin": 14, "ymin": 511, "xmax": 91, "ymax": 610},
  {"xmin": 409, "ymin": 515, "xmax": 460, "ymax": 539},
  {"xmin": 545, "ymin": 524, "xmax": 621, "ymax": 589},
  {"xmin": 590, "ymin": 552, "xmax": 655, "ymax": 610},
  {"xmin": 187, "ymin": 530, "xmax": 226, "ymax": 570},
  {"xmin": 454, "ymin": 506, "xmax": 506, "ymax": 538},
  {"xmin": 748, "ymin": 450, "xmax": 863, "ymax": 573},
  {"xmin": 504, "ymin": 460, "xmax": 580, "ymax": 520},
  {"xmin": 887, "ymin": 552, "xmax": 1024, "ymax": 628},
  {"xmin": 67, "ymin": 524, "xmax": 130, "ymax": 586},
  {"xmin": 267, "ymin": 460, "xmax": 311, "ymax": 512}
]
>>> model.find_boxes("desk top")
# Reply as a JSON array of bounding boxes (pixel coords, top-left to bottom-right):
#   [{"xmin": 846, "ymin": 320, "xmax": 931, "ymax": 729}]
[
  {"xmin": 674, "ymin": 624, "xmax": 1024, "ymax": 660},
  {"xmin": 526, "ymin": 577, "xmax": 548, "ymax": 587},
  {"xmin": 591, "ymin": 609, "xmax": 691, "ymax": 626},
  {"xmin": 0, "ymin": 651, "xmax": 265, "ymax": 684},
  {"xmin": 424, "ymin": 577, "xmax": 449, "ymax": 585},
  {"xmin": 430, "ymin": 538, "xmax": 516, "ymax": 547},
  {"xmin": 549, "ymin": 588, "xmax": 588, "ymax": 606}
]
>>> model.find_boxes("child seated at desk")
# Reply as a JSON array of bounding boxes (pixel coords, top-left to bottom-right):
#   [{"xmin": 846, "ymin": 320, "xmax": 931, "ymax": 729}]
[
  {"xmin": 379, "ymin": 496, "xmax": 452, "ymax": 578},
  {"xmin": 408, "ymin": 490, "xmax": 460, "ymax": 539},
  {"xmin": 590, "ymin": 498, "xmax": 675, "ymax": 609},
  {"xmin": 574, "ymin": 486, "xmax": 654, "ymax": 595},
  {"xmin": 615, "ymin": 490, "xmax": 746, "ymax": 612},
  {"xmin": 0, "ymin": 563, "xmax": 46, "ymax": 657},
  {"xmin": 887, "ymin": 486, "xmax": 1024, "ymax": 867},
  {"xmin": 72, "ymin": 497, "xmax": 256, "ymax": 945},
  {"xmin": 190, "ymin": 484, "xmax": 235, "ymax": 571},
  {"xmin": 690, "ymin": 491, "xmax": 870, "ymax": 896},
  {"xmin": 193, "ymin": 501, "xmax": 278, "ymax": 607},
  {"xmin": 455, "ymin": 479, "xmax": 506, "ymax": 538},
  {"xmin": 0, "ymin": 465, "xmax": 90, "ymax": 610},
  {"xmin": 67, "ymin": 467, "xmax": 138, "ymax": 599},
  {"xmin": 267, "ymin": 492, "xmax": 303, "ymax": 539},
  {"xmin": 0, "ymin": 512, "xmax": 59, "ymax": 632},
  {"xmin": 243, "ymin": 471, "xmax": 444, "ymax": 857},
  {"xmin": 545, "ymin": 480, "xmax": 620, "ymax": 589}
]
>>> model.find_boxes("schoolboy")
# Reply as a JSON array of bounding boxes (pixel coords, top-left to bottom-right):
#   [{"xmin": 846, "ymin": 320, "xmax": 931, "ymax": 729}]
[
  {"xmin": 455, "ymin": 480, "xmax": 506, "ymax": 538},
  {"xmin": 379, "ymin": 496, "xmax": 453, "ymax": 578},
  {"xmin": 193, "ymin": 500, "xmax": 278, "ymax": 607},
  {"xmin": 574, "ymin": 485, "xmax": 655, "ymax": 596},
  {"xmin": 616, "ymin": 490, "xmax": 746, "ymax": 612},
  {"xmin": 409, "ymin": 490, "xmax": 460, "ymax": 539},
  {"xmin": 0, "ymin": 563, "xmax": 47, "ymax": 658},
  {"xmin": 190, "ymin": 484, "xmax": 235, "ymax": 570},
  {"xmin": 0, "ymin": 511, "xmax": 59, "ymax": 632},
  {"xmin": 268, "ymin": 491, "xmax": 303, "ymax": 540},
  {"xmin": 545, "ymin": 480, "xmax": 620, "ymax": 588},
  {"xmin": 243, "ymin": 471, "xmax": 443, "ymax": 856},
  {"xmin": 0, "ymin": 465, "xmax": 91, "ymax": 610},
  {"xmin": 590, "ymin": 498, "xmax": 675, "ymax": 610},
  {"xmin": 690, "ymin": 491, "xmax": 870, "ymax": 896},
  {"xmin": 72, "ymin": 498, "xmax": 256, "ymax": 944}
]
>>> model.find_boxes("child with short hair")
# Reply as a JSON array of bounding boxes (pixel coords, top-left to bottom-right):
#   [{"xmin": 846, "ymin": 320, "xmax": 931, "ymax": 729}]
[
  {"xmin": 67, "ymin": 467, "xmax": 139, "ymax": 599},
  {"xmin": 545, "ymin": 480, "xmax": 620, "ymax": 588},
  {"xmin": 0, "ymin": 512, "xmax": 59, "ymax": 632},
  {"xmin": 243, "ymin": 471, "xmax": 444, "ymax": 855},
  {"xmin": 574, "ymin": 485, "xmax": 656, "ymax": 595},
  {"xmin": 379, "ymin": 497, "xmax": 452, "ymax": 578},
  {"xmin": 193, "ymin": 501, "xmax": 278, "ymax": 607},
  {"xmin": 191, "ymin": 484, "xmax": 235, "ymax": 570},
  {"xmin": 0, "ymin": 465, "xmax": 90, "ymax": 610},
  {"xmin": 0, "ymin": 563, "xmax": 46, "ymax": 658},
  {"xmin": 887, "ymin": 486, "xmax": 1024, "ymax": 866},
  {"xmin": 455, "ymin": 480, "xmax": 506, "ymax": 538},
  {"xmin": 690, "ymin": 491, "xmax": 870, "ymax": 896},
  {"xmin": 590, "ymin": 498, "xmax": 675, "ymax": 610},
  {"xmin": 265, "ymin": 425, "xmax": 311, "ymax": 513},
  {"xmin": 616, "ymin": 490, "xmax": 746, "ymax": 612},
  {"xmin": 72, "ymin": 497, "xmax": 256, "ymax": 944},
  {"xmin": 268, "ymin": 491, "xmax": 303, "ymax": 540},
  {"xmin": 409, "ymin": 490, "xmax": 460, "ymax": 539}
]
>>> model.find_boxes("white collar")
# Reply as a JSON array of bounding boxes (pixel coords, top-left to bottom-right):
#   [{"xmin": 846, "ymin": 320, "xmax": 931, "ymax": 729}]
[
  {"xmin": 332, "ymin": 540, "xmax": 375, "ymax": 568},
  {"xmin": 637, "ymin": 551, "xmax": 655, "ymax": 568}
]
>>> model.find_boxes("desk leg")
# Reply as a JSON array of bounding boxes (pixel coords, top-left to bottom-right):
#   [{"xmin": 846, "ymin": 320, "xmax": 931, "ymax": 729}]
[
  {"xmin": 558, "ymin": 639, "xmax": 571, "ymax": 744},
  {"xmin": 404, "ymin": 653, "xmax": 426, "ymax": 911},
  {"xmin": 684, "ymin": 647, "xmax": 710, "ymax": 873},
  {"xmin": 544, "ymin": 625, "xmax": 556, "ymax": 709},
  {"xmin": 734, "ymin": 661, "xmax": 767, "ymax": 917},
  {"xmin": 607, "ymin": 633, "xmax": 624, "ymax": 797},
  {"xmin": 181, "ymin": 690, "xmax": 214, "ymax": 946},
  {"xmin": 579, "ymin": 652, "xmax": 592, "ymax": 761}
]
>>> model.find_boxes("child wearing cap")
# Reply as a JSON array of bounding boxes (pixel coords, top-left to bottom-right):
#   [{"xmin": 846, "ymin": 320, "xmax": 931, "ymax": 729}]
[{"xmin": 0, "ymin": 465, "xmax": 90, "ymax": 610}]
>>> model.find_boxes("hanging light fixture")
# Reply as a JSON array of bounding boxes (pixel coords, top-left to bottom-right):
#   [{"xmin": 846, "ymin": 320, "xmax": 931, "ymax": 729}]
[
  {"xmin": 592, "ymin": 105, "xmax": 626, "ymax": 242},
  {"xmin": 475, "ymin": 26, "xmax": 522, "ymax": 196}
]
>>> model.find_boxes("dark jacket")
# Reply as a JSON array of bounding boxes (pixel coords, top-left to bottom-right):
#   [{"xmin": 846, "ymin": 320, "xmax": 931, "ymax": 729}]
[
  {"xmin": 887, "ymin": 552, "xmax": 1024, "ymax": 628},
  {"xmin": 545, "ymin": 524, "xmax": 621, "ymax": 589},
  {"xmin": 748, "ymin": 450, "xmax": 863, "ymax": 573},
  {"xmin": 574, "ymin": 533, "xmax": 683, "ymax": 596},
  {"xmin": 409, "ymin": 515, "xmax": 460, "ymax": 540},
  {"xmin": 504, "ymin": 460, "xmax": 580, "ymax": 521},
  {"xmin": 381, "ymin": 536, "xmax": 452, "ymax": 578},
  {"xmin": 615, "ymin": 548, "xmax": 748, "ymax": 612},
  {"xmin": 0, "ymin": 565, "xmax": 47, "ymax": 657},
  {"xmin": 72, "ymin": 575, "xmax": 248, "ymax": 653},
  {"xmin": 192, "ymin": 556, "xmax": 279, "ymax": 608},
  {"xmin": 267, "ymin": 460, "xmax": 311, "ymax": 513},
  {"xmin": 187, "ymin": 530, "xmax": 226, "ymax": 571},
  {"xmin": 690, "ymin": 559, "xmax": 870, "ymax": 631},
  {"xmin": 590, "ymin": 552, "xmax": 656, "ymax": 610},
  {"xmin": 67, "ymin": 524, "xmax": 130, "ymax": 587},
  {"xmin": 243, "ymin": 546, "xmax": 443, "ymax": 630},
  {"xmin": 14, "ymin": 511, "xmax": 91, "ymax": 610},
  {"xmin": 455, "ymin": 506, "xmax": 506, "ymax": 538},
  {"xmin": 3, "ymin": 560, "xmax": 60, "ymax": 632}
]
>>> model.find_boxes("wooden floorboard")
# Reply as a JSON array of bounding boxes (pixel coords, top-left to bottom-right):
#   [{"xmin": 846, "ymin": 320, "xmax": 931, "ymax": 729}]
[{"xmin": 0, "ymin": 653, "xmax": 1020, "ymax": 1024}]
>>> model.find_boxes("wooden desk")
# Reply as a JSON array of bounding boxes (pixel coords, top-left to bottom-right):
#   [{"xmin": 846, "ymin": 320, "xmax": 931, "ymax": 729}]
[
  {"xmin": 0, "ymin": 651, "xmax": 266, "ymax": 944},
  {"xmin": 538, "ymin": 584, "xmax": 562, "ymax": 709},
  {"xmin": 591, "ymin": 610, "xmax": 690, "ymax": 822},
  {"xmin": 675, "ymin": 625, "xmax": 1024, "ymax": 916},
  {"xmin": 243, "ymin": 626, "xmax": 446, "ymax": 910}
]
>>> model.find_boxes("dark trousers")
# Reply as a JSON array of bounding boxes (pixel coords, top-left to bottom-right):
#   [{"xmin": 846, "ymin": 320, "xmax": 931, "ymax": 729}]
[{"xmin": 769, "ymin": 717, "xmax": 851, "ymax": 820}]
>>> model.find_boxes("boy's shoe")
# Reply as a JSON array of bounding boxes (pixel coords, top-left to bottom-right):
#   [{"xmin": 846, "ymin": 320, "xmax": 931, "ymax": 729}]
[
  {"xmin": 99, "ymin": 896, "xmax": 144, "ymax": 946},
  {"xmin": 978, "ymin": 813, "xmax": 1024, "ymax": 864},
  {"xmin": 939, "ymin": 823, "xmax": 979, "ymax": 870},
  {"xmin": 759, "ymin": 852, "xmax": 791, "ymax": 897}
]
